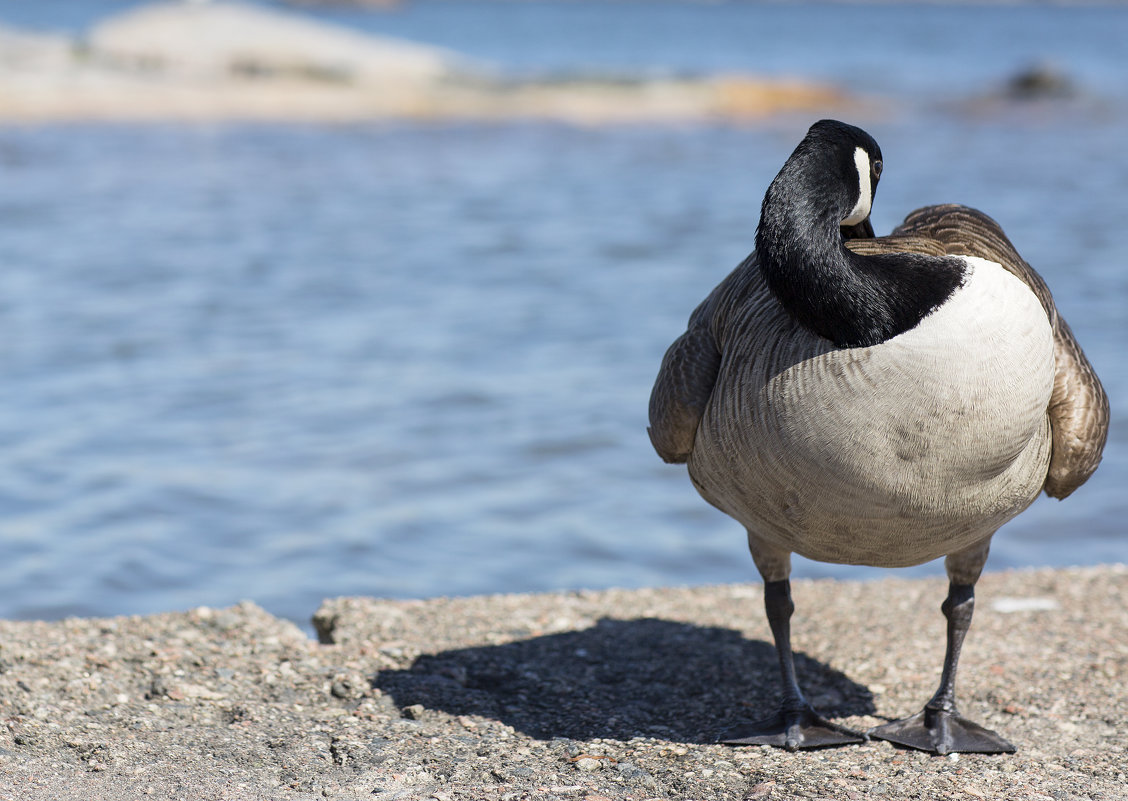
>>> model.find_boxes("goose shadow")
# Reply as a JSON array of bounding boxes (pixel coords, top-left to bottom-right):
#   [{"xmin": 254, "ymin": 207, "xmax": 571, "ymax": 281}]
[{"xmin": 373, "ymin": 617, "xmax": 875, "ymax": 743}]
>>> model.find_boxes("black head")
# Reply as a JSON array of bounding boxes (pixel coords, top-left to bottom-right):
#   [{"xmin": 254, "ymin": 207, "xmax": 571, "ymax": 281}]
[
  {"xmin": 756, "ymin": 120, "xmax": 886, "ymax": 286},
  {"xmin": 755, "ymin": 120, "xmax": 965, "ymax": 348},
  {"xmin": 782, "ymin": 119, "xmax": 884, "ymax": 230}
]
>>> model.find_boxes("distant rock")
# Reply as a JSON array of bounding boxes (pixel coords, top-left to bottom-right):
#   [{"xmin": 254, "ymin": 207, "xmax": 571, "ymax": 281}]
[
  {"xmin": 0, "ymin": 1, "xmax": 857, "ymax": 123},
  {"xmin": 1005, "ymin": 63, "xmax": 1077, "ymax": 100},
  {"xmin": 84, "ymin": 1, "xmax": 466, "ymax": 84},
  {"xmin": 0, "ymin": 26, "xmax": 74, "ymax": 72},
  {"xmin": 949, "ymin": 61, "xmax": 1099, "ymax": 120}
]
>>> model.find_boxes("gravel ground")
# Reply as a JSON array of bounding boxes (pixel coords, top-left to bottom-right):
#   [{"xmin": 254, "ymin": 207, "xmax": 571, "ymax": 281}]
[{"xmin": 0, "ymin": 566, "xmax": 1124, "ymax": 801}]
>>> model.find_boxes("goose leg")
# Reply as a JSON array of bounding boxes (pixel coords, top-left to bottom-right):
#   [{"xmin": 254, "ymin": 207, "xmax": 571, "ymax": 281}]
[
  {"xmin": 721, "ymin": 580, "xmax": 866, "ymax": 750},
  {"xmin": 869, "ymin": 581, "xmax": 1015, "ymax": 754}
]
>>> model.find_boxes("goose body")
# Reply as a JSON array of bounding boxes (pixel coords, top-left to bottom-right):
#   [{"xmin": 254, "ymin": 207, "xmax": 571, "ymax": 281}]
[
  {"xmin": 648, "ymin": 120, "xmax": 1109, "ymax": 753},
  {"xmin": 687, "ymin": 255, "xmax": 1054, "ymax": 571}
]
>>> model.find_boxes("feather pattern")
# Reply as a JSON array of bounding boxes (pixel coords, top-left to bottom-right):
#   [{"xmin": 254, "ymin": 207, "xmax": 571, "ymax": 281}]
[
  {"xmin": 675, "ymin": 250, "xmax": 1056, "ymax": 570},
  {"xmin": 649, "ymin": 203, "xmax": 1108, "ymax": 571},
  {"xmin": 647, "ymin": 302, "xmax": 721, "ymax": 464},
  {"xmin": 848, "ymin": 204, "xmax": 1110, "ymax": 498}
]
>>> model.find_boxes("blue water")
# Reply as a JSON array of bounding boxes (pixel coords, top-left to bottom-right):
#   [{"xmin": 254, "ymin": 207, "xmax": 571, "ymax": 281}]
[{"xmin": 0, "ymin": 2, "xmax": 1125, "ymax": 625}]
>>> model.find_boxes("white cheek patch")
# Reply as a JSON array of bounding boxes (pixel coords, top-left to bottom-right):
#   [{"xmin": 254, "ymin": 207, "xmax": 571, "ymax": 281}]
[{"xmin": 841, "ymin": 146, "xmax": 872, "ymax": 226}]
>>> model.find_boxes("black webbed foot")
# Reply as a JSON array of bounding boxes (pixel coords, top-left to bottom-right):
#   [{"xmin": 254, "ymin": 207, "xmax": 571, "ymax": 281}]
[
  {"xmin": 721, "ymin": 705, "xmax": 867, "ymax": 751},
  {"xmin": 869, "ymin": 707, "xmax": 1015, "ymax": 755}
]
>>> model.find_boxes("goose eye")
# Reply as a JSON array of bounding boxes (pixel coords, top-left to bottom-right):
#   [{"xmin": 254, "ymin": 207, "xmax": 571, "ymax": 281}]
[{"xmin": 872, "ymin": 159, "xmax": 883, "ymax": 178}]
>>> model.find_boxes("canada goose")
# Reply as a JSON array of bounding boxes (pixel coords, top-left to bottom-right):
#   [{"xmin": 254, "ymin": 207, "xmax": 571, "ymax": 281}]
[{"xmin": 648, "ymin": 120, "xmax": 1109, "ymax": 754}]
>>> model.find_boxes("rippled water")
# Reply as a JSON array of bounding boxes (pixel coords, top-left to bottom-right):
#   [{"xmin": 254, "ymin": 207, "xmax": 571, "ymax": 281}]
[{"xmin": 0, "ymin": 2, "xmax": 1125, "ymax": 624}]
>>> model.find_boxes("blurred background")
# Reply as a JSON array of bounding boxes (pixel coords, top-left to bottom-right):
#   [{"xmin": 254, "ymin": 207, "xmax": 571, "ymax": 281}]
[{"xmin": 0, "ymin": 0, "xmax": 1124, "ymax": 627}]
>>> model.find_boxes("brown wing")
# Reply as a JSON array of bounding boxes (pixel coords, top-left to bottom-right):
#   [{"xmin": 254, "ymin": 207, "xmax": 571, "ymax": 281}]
[
  {"xmin": 647, "ymin": 255, "xmax": 765, "ymax": 464},
  {"xmin": 648, "ymin": 297, "xmax": 723, "ymax": 464},
  {"xmin": 848, "ymin": 203, "xmax": 1109, "ymax": 498}
]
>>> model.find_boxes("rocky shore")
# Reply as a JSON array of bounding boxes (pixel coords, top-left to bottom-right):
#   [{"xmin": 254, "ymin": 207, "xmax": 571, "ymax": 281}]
[
  {"xmin": 0, "ymin": 1, "xmax": 851, "ymax": 124},
  {"xmin": 0, "ymin": 565, "xmax": 1124, "ymax": 800}
]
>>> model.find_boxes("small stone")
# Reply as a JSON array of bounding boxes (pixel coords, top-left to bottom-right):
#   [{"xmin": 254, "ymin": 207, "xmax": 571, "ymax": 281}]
[
  {"xmin": 574, "ymin": 757, "xmax": 602, "ymax": 772},
  {"xmin": 147, "ymin": 677, "xmax": 172, "ymax": 700},
  {"xmin": 616, "ymin": 762, "xmax": 656, "ymax": 787},
  {"xmin": 402, "ymin": 704, "xmax": 426, "ymax": 720}
]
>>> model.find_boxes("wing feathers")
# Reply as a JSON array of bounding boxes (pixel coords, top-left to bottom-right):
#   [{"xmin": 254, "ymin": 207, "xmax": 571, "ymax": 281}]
[{"xmin": 647, "ymin": 319, "xmax": 721, "ymax": 464}]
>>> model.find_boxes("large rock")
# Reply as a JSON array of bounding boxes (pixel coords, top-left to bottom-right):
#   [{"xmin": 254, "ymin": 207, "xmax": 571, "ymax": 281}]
[
  {"xmin": 0, "ymin": 25, "xmax": 75, "ymax": 72},
  {"xmin": 85, "ymin": 0, "xmax": 465, "ymax": 85},
  {"xmin": 0, "ymin": 2, "xmax": 854, "ymax": 123}
]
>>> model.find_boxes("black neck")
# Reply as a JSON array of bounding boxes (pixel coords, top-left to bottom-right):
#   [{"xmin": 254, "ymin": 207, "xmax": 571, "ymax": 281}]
[{"xmin": 755, "ymin": 186, "xmax": 965, "ymax": 348}]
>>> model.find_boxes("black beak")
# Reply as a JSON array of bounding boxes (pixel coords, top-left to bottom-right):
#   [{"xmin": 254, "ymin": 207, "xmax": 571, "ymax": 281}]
[{"xmin": 840, "ymin": 216, "xmax": 875, "ymax": 240}]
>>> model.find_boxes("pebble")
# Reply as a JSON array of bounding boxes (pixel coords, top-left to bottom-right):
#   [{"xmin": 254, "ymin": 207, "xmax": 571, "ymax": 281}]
[{"xmin": 402, "ymin": 704, "xmax": 426, "ymax": 720}]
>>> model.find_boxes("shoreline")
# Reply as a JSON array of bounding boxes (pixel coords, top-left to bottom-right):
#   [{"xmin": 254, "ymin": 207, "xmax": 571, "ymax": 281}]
[
  {"xmin": 1, "ymin": 565, "xmax": 1124, "ymax": 800},
  {"xmin": 0, "ymin": 2, "xmax": 856, "ymax": 125},
  {"xmin": 0, "ymin": 74, "xmax": 857, "ymax": 126}
]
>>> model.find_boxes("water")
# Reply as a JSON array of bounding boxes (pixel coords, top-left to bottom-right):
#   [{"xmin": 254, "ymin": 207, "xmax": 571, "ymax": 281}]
[{"xmin": 0, "ymin": 2, "xmax": 1125, "ymax": 626}]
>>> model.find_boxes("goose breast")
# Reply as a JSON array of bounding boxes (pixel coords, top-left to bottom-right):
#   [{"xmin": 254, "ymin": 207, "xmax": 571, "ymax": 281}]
[{"xmin": 688, "ymin": 256, "xmax": 1055, "ymax": 568}]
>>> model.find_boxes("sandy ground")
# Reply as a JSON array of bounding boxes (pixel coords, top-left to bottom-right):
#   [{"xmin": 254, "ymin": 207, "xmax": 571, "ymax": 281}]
[{"xmin": 0, "ymin": 565, "xmax": 1124, "ymax": 800}]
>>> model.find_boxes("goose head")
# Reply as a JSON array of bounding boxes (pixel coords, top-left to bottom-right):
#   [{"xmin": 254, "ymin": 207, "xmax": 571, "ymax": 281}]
[
  {"xmin": 758, "ymin": 119, "xmax": 883, "ymax": 249},
  {"xmin": 755, "ymin": 120, "xmax": 963, "ymax": 350}
]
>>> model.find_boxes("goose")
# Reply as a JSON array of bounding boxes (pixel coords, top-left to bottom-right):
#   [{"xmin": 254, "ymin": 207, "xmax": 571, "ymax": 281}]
[{"xmin": 648, "ymin": 119, "xmax": 1108, "ymax": 754}]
